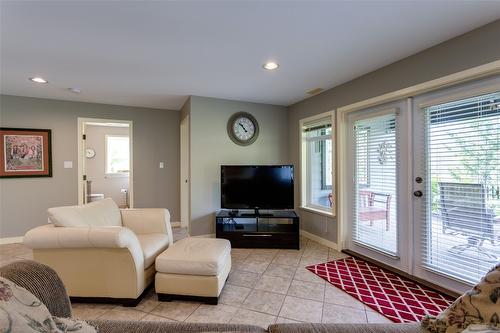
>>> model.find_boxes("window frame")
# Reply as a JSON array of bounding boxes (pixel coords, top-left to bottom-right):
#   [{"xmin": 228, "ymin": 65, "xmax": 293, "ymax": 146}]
[
  {"xmin": 104, "ymin": 134, "xmax": 130, "ymax": 177},
  {"xmin": 299, "ymin": 111, "xmax": 336, "ymax": 216}
]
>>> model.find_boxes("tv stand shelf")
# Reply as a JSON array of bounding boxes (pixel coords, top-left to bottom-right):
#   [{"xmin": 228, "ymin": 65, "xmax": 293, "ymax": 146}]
[{"xmin": 215, "ymin": 210, "xmax": 299, "ymax": 249}]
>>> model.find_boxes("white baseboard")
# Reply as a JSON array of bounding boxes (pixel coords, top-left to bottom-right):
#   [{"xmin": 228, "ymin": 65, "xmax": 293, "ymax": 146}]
[
  {"xmin": 0, "ymin": 236, "xmax": 24, "ymax": 245},
  {"xmin": 300, "ymin": 229, "xmax": 338, "ymax": 250},
  {"xmin": 190, "ymin": 233, "xmax": 215, "ymax": 238}
]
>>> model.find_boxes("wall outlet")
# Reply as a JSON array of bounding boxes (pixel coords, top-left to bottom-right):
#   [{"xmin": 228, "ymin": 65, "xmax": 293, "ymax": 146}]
[
  {"xmin": 64, "ymin": 161, "xmax": 73, "ymax": 169},
  {"xmin": 159, "ymin": 162, "xmax": 165, "ymax": 169}
]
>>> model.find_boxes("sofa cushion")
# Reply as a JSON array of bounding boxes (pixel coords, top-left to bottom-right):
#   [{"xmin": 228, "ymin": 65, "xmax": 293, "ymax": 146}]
[
  {"xmin": 137, "ymin": 233, "xmax": 170, "ymax": 269},
  {"xmin": 421, "ymin": 263, "xmax": 500, "ymax": 333},
  {"xmin": 48, "ymin": 198, "xmax": 122, "ymax": 228},
  {"xmin": 156, "ymin": 238, "xmax": 231, "ymax": 276}
]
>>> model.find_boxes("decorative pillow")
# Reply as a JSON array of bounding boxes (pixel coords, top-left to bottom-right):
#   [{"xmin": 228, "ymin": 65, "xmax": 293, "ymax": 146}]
[
  {"xmin": 0, "ymin": 277, "xmax": 97, "ymax": 333},
  {"xmin": 422, "ymin": 263, "xmax": 500, "ymax": 333},
  {"xmin": 48, "ymin": 198, "xmax": 122, "ymax": 228}
]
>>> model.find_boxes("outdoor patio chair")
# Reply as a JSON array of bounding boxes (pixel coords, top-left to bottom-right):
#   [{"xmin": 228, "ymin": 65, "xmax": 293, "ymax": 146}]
[{"xmin": 439, "ymin": 182, "xmax": 499, "ymax": 261}]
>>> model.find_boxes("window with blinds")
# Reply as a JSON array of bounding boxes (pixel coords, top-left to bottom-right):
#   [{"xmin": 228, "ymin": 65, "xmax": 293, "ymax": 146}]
[
  {"xmin": 301, "ymin": 116, "xmax": 334, "ymax": 211},
  {"xmin": 422, "ymin": 91, "xmax": 500, "ymax": 284},
  {"xmin": 353, "ymin": 113, "xmax": 398, "ymax": 255}
]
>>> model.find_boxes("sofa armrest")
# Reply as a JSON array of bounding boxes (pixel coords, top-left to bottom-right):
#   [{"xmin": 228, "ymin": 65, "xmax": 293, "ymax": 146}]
[
  {"xmin": 24, "ymin": 224, "xmax": 144, "ymax": 267},
  {"xmin": 88, "ymin": 320, "xmax": 267, "ymax": 333},
  {"xmin": 121, "ymin": 208, "xmax": 173, "ymax": 245},
  {"xmin": 0, "ymin": 260, "xmax": 72, "ymax": 318}
]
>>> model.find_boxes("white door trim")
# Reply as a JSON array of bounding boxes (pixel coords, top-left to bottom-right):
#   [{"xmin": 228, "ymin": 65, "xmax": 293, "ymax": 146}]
[
  {"xmin": 336, "ymin": 60, "xmax": 500, "ymax": 251},
  {"xmin": 77, "ymin": 117, "xmax": 134, "ymax": 207}
]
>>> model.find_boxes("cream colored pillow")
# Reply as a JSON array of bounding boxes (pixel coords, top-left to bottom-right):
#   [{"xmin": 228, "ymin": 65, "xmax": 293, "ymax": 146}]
[
  {"xmin": 0, "ymin": 277, "xmax": 97, "ymax": 333},
  {"xmin": 48, "ymin": 198, "xmax": 122, "ymax": 227},
  {"xmin": 421, "ymin": 263, "xmax": 500, "ymax": 333}
]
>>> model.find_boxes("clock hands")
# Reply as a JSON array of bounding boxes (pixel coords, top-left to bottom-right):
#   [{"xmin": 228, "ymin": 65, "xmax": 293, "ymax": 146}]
[{"xmin": 238, "ymin": 122, "xmax": 248, "ymax": 133}]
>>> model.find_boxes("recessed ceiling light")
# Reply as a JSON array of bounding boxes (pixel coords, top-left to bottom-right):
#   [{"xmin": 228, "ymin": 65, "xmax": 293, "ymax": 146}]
[
  {"xmin": 263, "ymin": 62, "xmax": 279, "ymax": 70},
  {"xmin": 29, "ymin": 77, "xmax": 48, "ymax": 84}
]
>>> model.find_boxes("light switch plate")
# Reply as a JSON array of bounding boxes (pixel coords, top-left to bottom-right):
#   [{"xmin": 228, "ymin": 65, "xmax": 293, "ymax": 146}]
[
  {"xmin": 64, "ymin": 161, "xmax": 73, "ymax": 169},
  {"xmin": 159, "ymin": 162, "xmax": 164, "ymax": 169}
]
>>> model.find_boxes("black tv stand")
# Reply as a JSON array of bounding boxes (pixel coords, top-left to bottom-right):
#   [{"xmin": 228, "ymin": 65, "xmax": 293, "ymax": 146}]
[{"xmin": 215, "ymin": 210, "xmax": 299, "ymax": 249}]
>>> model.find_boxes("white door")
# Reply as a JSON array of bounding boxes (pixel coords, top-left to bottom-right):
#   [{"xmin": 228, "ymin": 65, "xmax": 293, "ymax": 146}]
[
  {"xmin": 412, "ymin": 76, "xmax": 500, "ymax": 293},
  {"xmin": 180, "ymin": 114, "xmax": 190, "ymax": 228},
  {"xmin": 345, "ymin": 99, "xmax": 412, "ymax": 272}
]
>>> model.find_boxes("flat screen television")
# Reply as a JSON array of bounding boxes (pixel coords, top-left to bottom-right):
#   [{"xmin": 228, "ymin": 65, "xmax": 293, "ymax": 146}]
[{"xmin": 221, "ymin": 165, "xmax": 294, "ymax": 210}]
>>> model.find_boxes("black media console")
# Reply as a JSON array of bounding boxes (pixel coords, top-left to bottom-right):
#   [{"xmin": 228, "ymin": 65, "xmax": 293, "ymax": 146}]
[{"xmin": 215, "ymin": 210, "xmax": 299, "ymax": 249}]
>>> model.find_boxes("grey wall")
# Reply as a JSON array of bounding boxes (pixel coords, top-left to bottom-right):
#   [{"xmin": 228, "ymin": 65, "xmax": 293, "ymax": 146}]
[
  {"xmin": 0, "ymin": 95, "xmax": 180, "ymax": 237},
  {"xmin": 288, "ymin": 19, "xmax": 500, "ymax": 244},
  {"xmin": 85, "ymin": 125, "xmax": 129, "ymax": 207},
  {"xmin": 189, "ymin": 96, "xmax": 288, "ymax": 236}
]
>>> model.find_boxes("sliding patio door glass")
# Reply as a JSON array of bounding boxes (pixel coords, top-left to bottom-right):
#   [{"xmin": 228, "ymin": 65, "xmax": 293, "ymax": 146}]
[{"xmin": 414, "ymin": 89, "xmax": 500, "ymax": 285}]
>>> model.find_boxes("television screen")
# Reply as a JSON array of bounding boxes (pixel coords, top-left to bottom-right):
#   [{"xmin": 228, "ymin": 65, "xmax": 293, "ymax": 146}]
[{"xmin": 221, "ymin": 165, "xmax": 294, "ymax": 210}]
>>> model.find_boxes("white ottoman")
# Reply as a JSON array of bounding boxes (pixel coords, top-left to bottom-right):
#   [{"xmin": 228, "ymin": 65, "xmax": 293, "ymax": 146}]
[{"xmin": 155, "ymin": 237, "xmax": 231, "ymax": 305}]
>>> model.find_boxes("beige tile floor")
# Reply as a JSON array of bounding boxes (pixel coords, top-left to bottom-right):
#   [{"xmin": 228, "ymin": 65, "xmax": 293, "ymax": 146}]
[{"xmin": 0, "ymin": 227, "xmax": 391, "ymax": 328}]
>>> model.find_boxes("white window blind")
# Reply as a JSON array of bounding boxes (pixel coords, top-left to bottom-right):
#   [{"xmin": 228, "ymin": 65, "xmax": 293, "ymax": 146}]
[
  {"xmin": 302, "ymin": 116, "xmax": 333, "ymax": 211},
  {"xmin": 422, "ymin": 91, "xmax": 500, "ymax": 284},
  {"xmin": 353, "ymin": 113, "xmax": 398, "ymax": 255}
]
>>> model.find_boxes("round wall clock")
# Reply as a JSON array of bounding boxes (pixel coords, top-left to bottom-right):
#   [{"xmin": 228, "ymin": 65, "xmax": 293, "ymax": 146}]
[
  {"xmin": 227, "ymin": 112, "xmax": 259, "ymax": 146},
  {"xmin": 85, "ymin": 148, "xmax": 96, "ymax": 159}
]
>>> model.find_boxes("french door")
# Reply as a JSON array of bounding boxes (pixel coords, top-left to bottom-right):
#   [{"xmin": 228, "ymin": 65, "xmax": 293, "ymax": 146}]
[
  {"xmin": 345, "ymin": 75, "xmax": 500, "ymax": 293},
  {"xmin": 412, "ymin": 76, "xmax": 500, "ymax": 292},
  {"xmin": 345, "ymin": 99, "xmax": 411, "ymax": 273}
]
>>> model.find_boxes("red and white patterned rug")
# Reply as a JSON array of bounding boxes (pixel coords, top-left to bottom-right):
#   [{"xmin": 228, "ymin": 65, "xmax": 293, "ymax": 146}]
[{"xmin": 306, "ymin": 257, "xmax": 456, "ymax": 323}]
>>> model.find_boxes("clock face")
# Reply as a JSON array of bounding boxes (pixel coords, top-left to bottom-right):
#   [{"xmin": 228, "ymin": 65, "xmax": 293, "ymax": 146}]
[
  {"xmin": 227, "ymin": 112, "xmax": 259, "ymax": 146},
  {"xmin": 232, "ymin": 116, "xmax": 255, "ymax": 141}
]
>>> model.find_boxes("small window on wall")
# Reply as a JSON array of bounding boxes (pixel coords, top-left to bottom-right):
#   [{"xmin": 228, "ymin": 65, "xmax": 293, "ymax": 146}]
[
  {"xmin": 105, "ymin": 135, "xmax": 130, "ymax": 175},
  {"xmin": 300, "ymin": 113, "xmax": 335, "ymax": 213}
]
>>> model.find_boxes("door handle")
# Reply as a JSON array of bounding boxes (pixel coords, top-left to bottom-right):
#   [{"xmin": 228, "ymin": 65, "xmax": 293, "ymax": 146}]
[{"xmin": 413, "ymin": 190, "xmax": 423, "ymax": 197}]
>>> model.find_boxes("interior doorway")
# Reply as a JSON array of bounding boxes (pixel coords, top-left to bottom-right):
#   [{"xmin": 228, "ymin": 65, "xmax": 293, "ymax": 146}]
[
  {"xmin": 180, "ymin": 114, "xmax": 190, "ymax": 229},
  {"xmin": 77, "ymin": 118, "xmax": 133, "ymax": 208}
]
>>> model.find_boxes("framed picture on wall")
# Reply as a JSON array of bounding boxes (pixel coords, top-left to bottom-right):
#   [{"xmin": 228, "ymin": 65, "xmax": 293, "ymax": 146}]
[{"xmin": 0, "ymin": 128, "xmax": 52, "ymax": 178}]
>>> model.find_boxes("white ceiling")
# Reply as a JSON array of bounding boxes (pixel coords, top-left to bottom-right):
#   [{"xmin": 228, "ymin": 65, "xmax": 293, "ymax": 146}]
[{"xmin": 1, "ymin": 1, "xmax": 499, "ymax": 110}]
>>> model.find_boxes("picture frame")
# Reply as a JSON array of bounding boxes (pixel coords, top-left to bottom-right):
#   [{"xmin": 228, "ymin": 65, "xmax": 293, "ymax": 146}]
[{"xmin": 0, "ymin": 128, "xmax": 52, "ymax": 178}]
